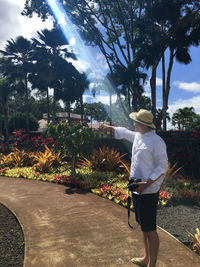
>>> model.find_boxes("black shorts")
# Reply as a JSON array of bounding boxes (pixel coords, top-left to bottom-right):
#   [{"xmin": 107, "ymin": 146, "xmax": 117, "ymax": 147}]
[{"xmin": 132, "ymin": 191, "xmax": 159, "ymax": 232}]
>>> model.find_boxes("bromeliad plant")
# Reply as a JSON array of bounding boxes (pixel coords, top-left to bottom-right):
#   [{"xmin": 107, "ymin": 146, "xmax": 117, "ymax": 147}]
[
  {"xmin": 33, "ymin": 146, "xmax": 66, "ymax": 173},
  {"xmin": 77, "ymin": 146, "xmax": 128, "ymax": 173},
  {"xmin": 164, "ymin": 162, "xmax": 183, "ymax": 183},
  {"xmin": 1, "ymin": 148, "xmax": 34, "ymax": 168},
  {"xmin": 188, "ymin": 228, "xmax": 200, "ymax": 255}
]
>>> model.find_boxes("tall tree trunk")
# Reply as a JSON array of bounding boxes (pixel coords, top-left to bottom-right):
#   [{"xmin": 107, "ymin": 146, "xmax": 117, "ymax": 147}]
[
  {"xmin": 109, "ymin": 91, "xmax": 112, "ymax": 136},
  {"xmin": 71, "ymin": 154, "xmax": 76, "ymax": 176},
  {"xmin": 150, "ymin": 64, "xmax": 157, "ymax": 119},
  {"xmin": 25, "ymin": 75, "xmax": 29, "ymax": 133},
  {"xmin": 109, "ymin": 90, "xmax": 112, "ymax": 125},
  {"xmin": 127, "ymin": 88, "xmax": 131, "ymax": 109},
  {"xmin": 163, "ymin": 48, "xmax": 174, "ymax": 131},
  {"xmin": 162, "ymin": 53, "xmax": 166, "ymax": 131},
  {"xmin": 0, "ymin": 114, "xmax": 2, "ymax": 139},
  {"xmin": 80, "ymin": 95, "xmax": 84, "ymax": 122},
  {"xmin": 3, "ymin": 99, "xmax": 8, "ymax": 142},
  {"xmin": 46, "ymin": 86, "xmax": 50, "ymax": 123},
  {"xmin": 66, "ymin": 101, "xmax": 71, "ymax": 125},
  {"xmin": 52, "ymin": 88, "xmax": 56, "ymax": 125}
]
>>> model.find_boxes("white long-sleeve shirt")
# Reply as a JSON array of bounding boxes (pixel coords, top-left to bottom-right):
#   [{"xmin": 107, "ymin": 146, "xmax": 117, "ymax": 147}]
[{"xmin": 115, "ymin": 127, "xmax": 168, "ymax": 194}]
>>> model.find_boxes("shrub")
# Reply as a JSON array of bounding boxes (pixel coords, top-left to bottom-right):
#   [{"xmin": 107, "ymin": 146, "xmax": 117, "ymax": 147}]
[
  {"xmin": 13, "ymin": 129, "xmax": 55, "ymax": 152},
  {"xmin": 0, "ymin": 142, "xmax": 11, "ymax": 155},
  {"xmin": 159, "ymin": 130, "xmax": 200, "ymax": 179},
  {"xmin": 29, "ymin": 136, "xmax": 55, "ymax": 151},
  {"xmin": 180, "ymin": 189, "xmax": 200, "ymax": 205},
  {"xmin": 13, "ymin": 129, "xmax": 29, "ymax": 149},
  {"xmin": 77, "ymin": 146, "xmax": 128, "ymax": 172},
  {"xmin": 1, "ymin": 148, "xmax": 34, "ymax": 168},
  {"xmin": 8, "ymin": 112, "xmax": 39, "ymax": 133},
  {"xmin": 46, "ymin": 122, "xmax": 99, "ymax": 175},
  {"xmin": 33, "ymin": 146, "xmax": 66, "ymax": 173}
]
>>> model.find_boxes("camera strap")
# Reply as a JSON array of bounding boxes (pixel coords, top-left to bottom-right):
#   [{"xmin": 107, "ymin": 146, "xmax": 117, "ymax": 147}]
[{"xmin": 127, "ymin": 194, "xmax": 135, "ymax": 230}]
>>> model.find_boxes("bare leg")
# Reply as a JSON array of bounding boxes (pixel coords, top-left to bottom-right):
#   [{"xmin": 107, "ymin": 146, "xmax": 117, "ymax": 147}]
[
  {"xmin": 131, "ymin": 232, "xmax": 149, "ymax": 265},
  {"xmin": 142, "ymin": 232, "xmax": 150, "ymax": 264},
  {"xmin": 132, "ymin": 231, "xmax": 159, "ymax": 266},
  {"xmin": 146, "ymin": 230, "xmax": 159, "ymax": 267}
]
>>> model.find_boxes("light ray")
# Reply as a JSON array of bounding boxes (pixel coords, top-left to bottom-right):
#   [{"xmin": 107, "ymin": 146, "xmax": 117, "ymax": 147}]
[
  {"xmin": 46, "ymin": 0, "xmax": 130, "ymax": 128},
  {"xmin": 46, "ymin": 0, "xmax": 104, "ymax": 78}
]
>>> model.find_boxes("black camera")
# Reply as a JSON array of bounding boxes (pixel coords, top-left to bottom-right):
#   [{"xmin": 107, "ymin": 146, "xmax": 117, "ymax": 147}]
[{"xmin": 128, "ymin": 177, "xmax": 141, "ymax": 191}]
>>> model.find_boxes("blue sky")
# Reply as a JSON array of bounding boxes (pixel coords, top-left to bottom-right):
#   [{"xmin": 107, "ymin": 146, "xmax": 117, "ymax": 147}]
[{"xmin": 1, "ymin": 0, "xmax": 200, "ymax": 127}]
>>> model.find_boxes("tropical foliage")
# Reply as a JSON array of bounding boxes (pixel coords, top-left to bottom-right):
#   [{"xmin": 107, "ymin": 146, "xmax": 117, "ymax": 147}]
[
  {"xmin": 33, "ymin": 146, "xmax": 65, "ymax": 173},
  {"xmin": 188, "ymin": 228, "xmax": 200, "ymax": 255},
  {"xmin": 46, "ymin": 122, "xmax": 99, "ymax": 174},
  {"xmin": 0, "ymin": 148, "xmax": 34, "ymax": 168},
  {"xmin": 172, "ymin": 107, "xmax": 200, "ymax": 130},
  {"xmin": 77, "ymin": 146, "xmax": 127, "ymax": 172}
]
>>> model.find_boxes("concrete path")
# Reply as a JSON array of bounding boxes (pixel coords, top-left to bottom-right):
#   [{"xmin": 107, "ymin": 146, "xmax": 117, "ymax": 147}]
[{"xmin": 0, "ymin": 176, "xmax": 199, "ymax": 267}]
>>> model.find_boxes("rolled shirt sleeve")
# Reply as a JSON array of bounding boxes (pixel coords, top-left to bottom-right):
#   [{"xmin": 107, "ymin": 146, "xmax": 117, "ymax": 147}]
[
  {"xmin": 115, "ymin": 127, "xmax": 135, "ymax": 143},
  {"xmin": 149, "ymin": 139, "xmax": 168, "ymax": 181}
]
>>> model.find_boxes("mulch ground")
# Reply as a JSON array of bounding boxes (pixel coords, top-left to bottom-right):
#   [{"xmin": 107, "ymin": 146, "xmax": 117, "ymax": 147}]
[
  {"xmin": 0, "ymin": 203, "xmax": 24, "ymax": 267},
  {"xmin": 0, "ymin": 202, "xmax": 199, "ymax": 266}
]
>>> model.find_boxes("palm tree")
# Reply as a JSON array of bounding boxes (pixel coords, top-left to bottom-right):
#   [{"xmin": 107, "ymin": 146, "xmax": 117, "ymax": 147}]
[
  {"xmin": 75, "ymin": 73, "xmax": 90, "ymax": 121},
  {"xmin": 131, "ymin": 0, "xmax": 200, "ymax": 130},
  {"xmin": 0, "ymin": 58, "xmax": 19, "ymax": 141},
  {"xmin": 0, "ymin": 78, "xmax": 10, "ymax": 141},
  {"xmin": 32, "ymin": 27, "xmax": 76, "ymax": 124},
  {"xmin": 172, "ymin": 107, "xmax": 196, "ymax": 130},
  {"xmin": 0, "ymin": 36, "xmax": 34, "ymax": 133},
  {"xmin": 28, "ymin": 46, "xmax": 56, "ymax": 123}
]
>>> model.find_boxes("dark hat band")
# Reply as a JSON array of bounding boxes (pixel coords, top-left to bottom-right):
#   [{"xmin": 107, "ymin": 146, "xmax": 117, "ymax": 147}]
[{"xmin": 136, "ymin": 115, "xmax": 153, "ymax": 125}]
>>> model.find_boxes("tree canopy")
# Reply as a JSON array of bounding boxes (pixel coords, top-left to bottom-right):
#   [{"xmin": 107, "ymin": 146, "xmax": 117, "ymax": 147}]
[{"xmin": 22, "ymin": 0, "xmax": 200, "ymax": 130}]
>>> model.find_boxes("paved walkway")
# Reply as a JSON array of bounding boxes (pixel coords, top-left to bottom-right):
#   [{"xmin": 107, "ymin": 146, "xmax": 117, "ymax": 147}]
[{"xmin": 0, "ymin": 176, "xmax": 199, "ymax": 267}]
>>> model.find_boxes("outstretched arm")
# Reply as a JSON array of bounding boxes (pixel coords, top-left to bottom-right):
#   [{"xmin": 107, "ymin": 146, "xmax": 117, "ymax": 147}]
[
  {"xmin": 100, "ymin": 124, "xmax": 135, "ymax": 143},
  {"xmin": 100, "ymin": 124, "xmax": 116, "ymax": 134}
]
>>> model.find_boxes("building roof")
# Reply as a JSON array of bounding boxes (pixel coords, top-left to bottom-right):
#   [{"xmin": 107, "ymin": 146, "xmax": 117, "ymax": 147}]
[{"xmin": 43, "ymin": 113, "xmax": 83, "ymax": 120}]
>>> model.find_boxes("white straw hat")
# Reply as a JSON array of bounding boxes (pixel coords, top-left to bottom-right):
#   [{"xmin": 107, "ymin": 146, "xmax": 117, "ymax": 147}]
[{"xmin": 129, "ymin": 109, "xmax": 156, "ymax": 129}]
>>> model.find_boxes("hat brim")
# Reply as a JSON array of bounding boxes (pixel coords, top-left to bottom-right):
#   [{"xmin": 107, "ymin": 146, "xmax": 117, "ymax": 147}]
[{"xmin": 129, "ymin": 112, "xmax": 156, "ymax": 129}]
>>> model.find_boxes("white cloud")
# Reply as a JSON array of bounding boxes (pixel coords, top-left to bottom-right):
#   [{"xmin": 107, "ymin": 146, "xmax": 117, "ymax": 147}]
[
  {"xmin": 0, "ymin": 0, "xmax": 53, "ymax": 49},
  {"xmin": 168, "ymin": 95, "xmax": 200, "ymax": 117},
  {"xmin": 70, "ymin": 59, "xmax": 91, "ymax": 73},
  {"xmin": 83, "ymin": 94, "xmax": 117, "ymax": 105},
  {"xmin": 156, "ymin": 77, "xmax": 162, "ymax": 86},
  {"xmin": 96, "ymin": 53, "xmax": 109, "ymax": 71},
  {"xmin": 173, "ymin": 81, "xmax": 200, "ymax": 93}
]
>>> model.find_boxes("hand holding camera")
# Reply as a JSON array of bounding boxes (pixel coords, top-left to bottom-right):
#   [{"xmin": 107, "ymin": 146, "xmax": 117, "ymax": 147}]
[{"xmin": 128, "ymin": 177, "xmax": 142, "ymax": 191}]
